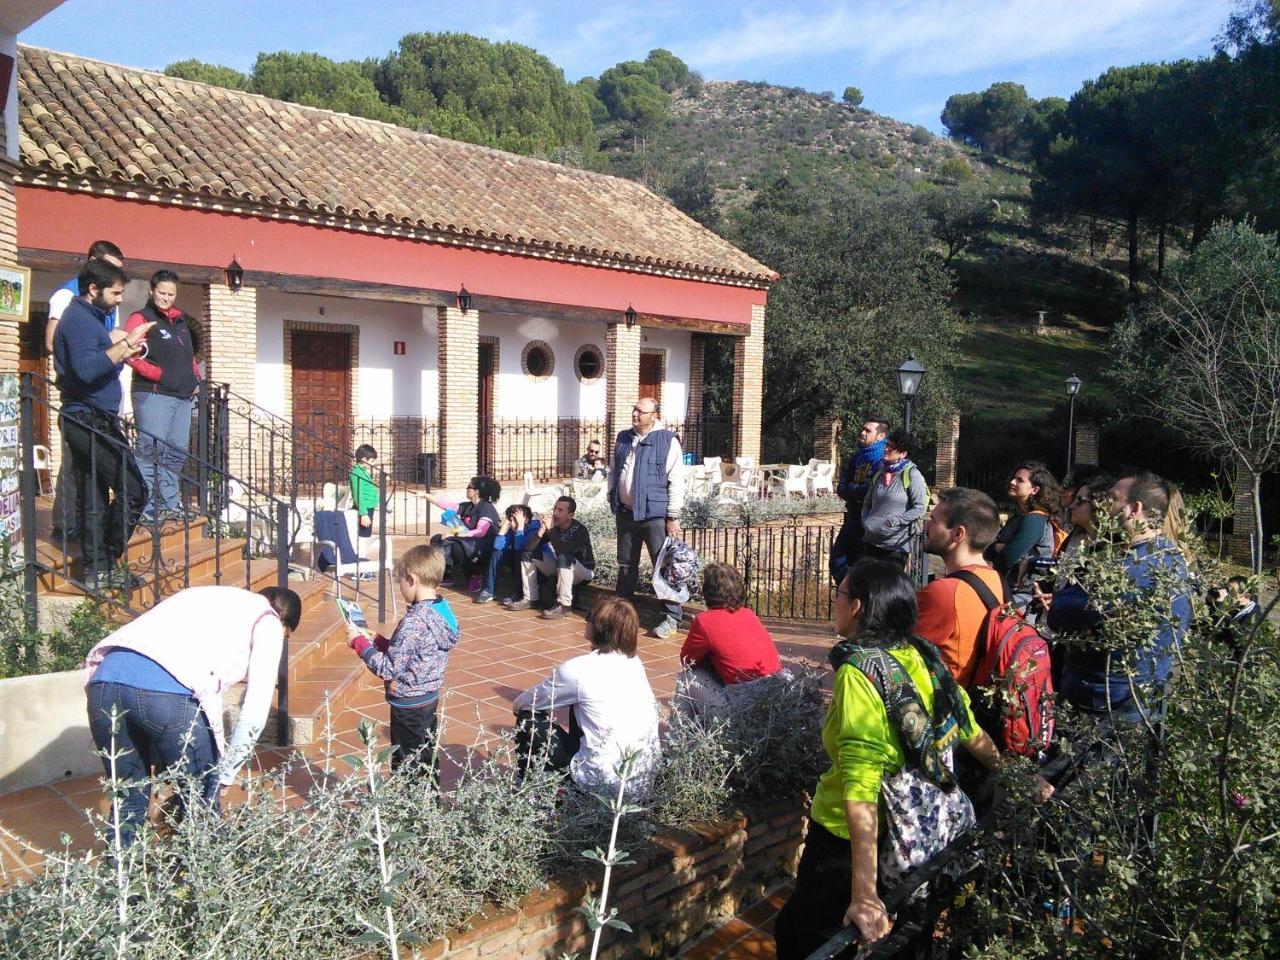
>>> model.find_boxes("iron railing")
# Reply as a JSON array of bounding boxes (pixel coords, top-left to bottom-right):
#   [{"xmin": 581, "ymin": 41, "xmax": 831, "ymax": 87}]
[
  {"xmin": 668, "ymin": 414, "xmax": 738, "ymax": 461},
  {"xmin": 685, "ymin": 515, "xmax": 928, "ymax": 623},
  {"xmin": 479, "ymin": 417, "xmax": 608, "ymax": 482},
  {"xmin": 18, "ymin": 372, "xmax": 294, "ymax": 742}
]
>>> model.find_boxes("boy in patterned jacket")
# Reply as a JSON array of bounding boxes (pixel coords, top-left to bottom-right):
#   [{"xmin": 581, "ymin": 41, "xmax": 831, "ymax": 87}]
[{"xmin": 347, "ymin": 544, "xmax": 459, "ymax": 774}]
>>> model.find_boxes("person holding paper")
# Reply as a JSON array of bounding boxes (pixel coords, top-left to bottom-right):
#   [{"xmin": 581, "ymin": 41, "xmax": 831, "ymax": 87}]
[{"xmin": 82, "ymin": 585, "xmax": 301, "ymax": 843}]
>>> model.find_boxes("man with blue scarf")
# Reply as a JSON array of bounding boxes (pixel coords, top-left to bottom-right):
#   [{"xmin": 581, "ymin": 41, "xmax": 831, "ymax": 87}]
[
  {"xmin": 860, "ymin": 429, "xmax": 929, "ymax": 571},
  {"xmin": 829, "ymin": 417, "xmax": 889, "ymax": 583}
]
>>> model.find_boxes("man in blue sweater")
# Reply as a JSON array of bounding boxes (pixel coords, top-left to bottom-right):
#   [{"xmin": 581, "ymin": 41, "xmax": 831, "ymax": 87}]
[
  {"xmin": 53, "ymin": 260, "xmax": 154, "ymax": 590},
  {"xmin": 47, "ymin": 240, "xmax": 125, "ymax": 541},
  {"xmin": 830, "ymin": 417, "xmax": 888, "ymax": 583}
]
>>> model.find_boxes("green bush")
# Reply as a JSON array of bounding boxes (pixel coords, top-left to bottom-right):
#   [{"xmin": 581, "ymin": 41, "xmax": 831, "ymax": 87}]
[{"xmin": 0, "ymin": 557, "xmax": 111, "ymax": 679}]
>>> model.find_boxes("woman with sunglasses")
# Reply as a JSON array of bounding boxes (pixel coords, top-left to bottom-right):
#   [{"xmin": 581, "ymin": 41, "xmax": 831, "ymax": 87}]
[{"xmin": 773, "ymin": 560, "xmax": 1047, "ymax": 958}]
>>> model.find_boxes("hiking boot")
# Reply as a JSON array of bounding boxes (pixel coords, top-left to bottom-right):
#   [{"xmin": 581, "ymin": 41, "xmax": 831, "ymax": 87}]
[
  {"xmin": 652, "ymin": 616, "xmax": 680, "ymax": 640},
  {"xmin": 474, "ymin": 590, "xmax": 494, "ymax": 604},
  {"xmin": 539, "ymin": 604, "xmax": 570, "ymax": 620},
  {"xmin": 504, "ymin": 598, "xmax": 533, "ymax": 611}
]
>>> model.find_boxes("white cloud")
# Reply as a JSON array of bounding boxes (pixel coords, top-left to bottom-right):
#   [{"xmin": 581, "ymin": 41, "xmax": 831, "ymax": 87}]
[{"xmin": 684, "ymin": 0, "xmax": 1233, "ymax": 79}]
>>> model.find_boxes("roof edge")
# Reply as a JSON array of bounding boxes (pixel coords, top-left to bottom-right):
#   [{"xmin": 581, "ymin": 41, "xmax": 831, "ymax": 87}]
[{"xmin": 14, "ymin": 170, "xmax": 778, "ymax": 289}]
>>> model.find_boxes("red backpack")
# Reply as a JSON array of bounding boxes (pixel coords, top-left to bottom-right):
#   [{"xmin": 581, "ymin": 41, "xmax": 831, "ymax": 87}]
[{"xmin": 947, "ymin": 570, "xmax": 1055, "ymax": 758}]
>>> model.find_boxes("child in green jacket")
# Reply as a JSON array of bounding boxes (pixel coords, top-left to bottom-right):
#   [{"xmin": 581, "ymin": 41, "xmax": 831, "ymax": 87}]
[{"xmin": 350, "ymin": 444, "xmax": 380, "ymax": 539}]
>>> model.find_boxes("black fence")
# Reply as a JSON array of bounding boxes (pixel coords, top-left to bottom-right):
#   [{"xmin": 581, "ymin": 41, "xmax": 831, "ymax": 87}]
[
  {"xmin": 479, "ymin": 418, "xmax": 608, "ymax": 482},
  {"xmin": 669, "ymin": 414, "xmax": 738, "ymax": 461},
  {"xmin": 685, "ymin": 516, "xmax": 927, "ymax": 623}
]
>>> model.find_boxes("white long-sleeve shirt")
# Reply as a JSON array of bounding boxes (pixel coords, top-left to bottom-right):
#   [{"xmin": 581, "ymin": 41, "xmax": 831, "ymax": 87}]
[
  {"xmin": 514, "ymin": 649, "xmax": 662, "ymax": 795},
  {"xmin": 83, "ymin": 587, "xmax": 284, "ymax": 785}
]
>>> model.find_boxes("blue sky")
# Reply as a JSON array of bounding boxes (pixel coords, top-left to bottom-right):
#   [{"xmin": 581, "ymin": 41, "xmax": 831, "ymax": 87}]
[{"xmin": 21, "ymin": 0, "xmax": 1236, "ymax": 130}]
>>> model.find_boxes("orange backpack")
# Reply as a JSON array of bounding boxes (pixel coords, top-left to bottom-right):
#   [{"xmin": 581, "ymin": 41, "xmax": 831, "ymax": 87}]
[{"xmin": 1029, "ymin": 509, "xmax": 1069, "ymax": 559}]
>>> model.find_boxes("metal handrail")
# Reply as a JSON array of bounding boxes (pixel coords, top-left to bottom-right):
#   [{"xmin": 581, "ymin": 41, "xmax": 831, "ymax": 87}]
[{"xmin": 18, "ymin": 371, "xmax": 296, "ymax": 743}]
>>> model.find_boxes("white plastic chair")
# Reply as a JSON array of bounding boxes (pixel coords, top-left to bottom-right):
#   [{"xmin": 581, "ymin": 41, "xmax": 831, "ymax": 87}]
[
  {"xmin": 808, "ymin": 460, "xmax": 836, "ymax": 496},
  {"xmin": 768, "ymin": 464, "xmax": 809, "ymax": 497},
  {"xmin": 32, "ymin": 444, "xmax": 52, "ymax": 495},
  {"xmin": 718, "ymin": 464, "xmax": 759, "ymax": 502},
  {"xmin": 702, "ymin": 457, "xmax": 723, "ymax": 487}
]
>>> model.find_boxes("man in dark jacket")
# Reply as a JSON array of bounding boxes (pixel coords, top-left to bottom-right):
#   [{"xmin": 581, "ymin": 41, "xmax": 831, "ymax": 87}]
[
  {"xmin": 607, "ymin": 397, "xmax": 684, "ymax": 638},
  {"xmin": 53, "ymin": 259, "xmax": 153, "ymax": 590},
  {"xmin": 830, "ymin": 416, "xmax": 889, "ymax": 583}
]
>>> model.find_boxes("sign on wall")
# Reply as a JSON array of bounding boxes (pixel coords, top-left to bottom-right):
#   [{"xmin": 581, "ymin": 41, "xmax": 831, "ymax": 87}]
[
  {"xmin": 0, "ymin": 263, "xmax": 31, "ymax": 324},
  {"xmin": 0, "ymin": 373, "xmax": 21, "ymax": 562}
]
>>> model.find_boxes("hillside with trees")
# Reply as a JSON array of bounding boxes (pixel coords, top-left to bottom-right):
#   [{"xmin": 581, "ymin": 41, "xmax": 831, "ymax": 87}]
[{"xmin": 160, "ymin": 7, "xmax": 1280, "ymax": 495}]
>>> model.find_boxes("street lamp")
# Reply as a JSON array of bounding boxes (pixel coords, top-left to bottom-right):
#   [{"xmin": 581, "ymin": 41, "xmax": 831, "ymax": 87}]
[
  {"xmin": 1065, "ymin": 374, "xmax": 1083, "ymax": 474},
  {"xmin": 896, "ymin": 354, "xmax": 926, "ymax": 432}
]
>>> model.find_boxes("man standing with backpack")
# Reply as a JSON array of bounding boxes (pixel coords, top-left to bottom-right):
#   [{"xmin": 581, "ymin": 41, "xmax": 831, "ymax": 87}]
[
  {"xmin": 918, "ymin": 486, "xmax": 1056, "ymax": 760},
  {"xmin": 916, "ymin": 488, "xmax": 1005, "ymax": 685},
  {"xmin": 829, "ymin": 416, "xmax": 889, "ymax": 584}
]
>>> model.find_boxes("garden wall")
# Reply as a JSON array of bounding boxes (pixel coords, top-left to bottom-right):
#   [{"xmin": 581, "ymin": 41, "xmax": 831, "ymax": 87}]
[
  {"xmin": 412, "ymin": 800, "xmax": 806, "ymax": 960},
  {"xmin": 0, "ymin": 668, "xmax": 98, "ymax": 792}
]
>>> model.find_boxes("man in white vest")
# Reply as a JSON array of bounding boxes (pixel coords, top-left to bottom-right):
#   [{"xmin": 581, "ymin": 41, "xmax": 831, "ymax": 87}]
[{"xmin": 82, "ymin": 585, "xmax": 301, "ymax": 842}]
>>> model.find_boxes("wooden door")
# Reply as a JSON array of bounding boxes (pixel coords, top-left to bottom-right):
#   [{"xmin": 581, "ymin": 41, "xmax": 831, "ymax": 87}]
[
  {"xmin": 18, "ymin": 306, "xmax": 50, "ymax": 448},
  {"xmin": 639, "ymin": 353, "xmax": 662, "ymax": 406},
  {"xmin": 477, "ymin": 342, "xmax": 495, "ymax": 475},
  {"xmin": 291, "ymin": 329, "xmax": 351, "ymax": 487}
]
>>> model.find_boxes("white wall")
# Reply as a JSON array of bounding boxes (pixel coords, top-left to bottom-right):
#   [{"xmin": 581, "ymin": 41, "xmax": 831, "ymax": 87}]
[
  {"xmin": 478, "ymin": 312, "xmax": 609, "ymax": 420},
  {"xmin": 255, "ymin": 291, "xmax": 437, "ymax": 421},
  {"xmin": 639, "ymin": 327, "xmax": 692, "ymax": 421}
]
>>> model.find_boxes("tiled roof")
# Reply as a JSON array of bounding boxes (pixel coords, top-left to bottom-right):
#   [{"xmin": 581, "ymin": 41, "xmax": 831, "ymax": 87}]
[{"xmin": 17, "ymin": 45, "xmax": 775, "ymax": 285}]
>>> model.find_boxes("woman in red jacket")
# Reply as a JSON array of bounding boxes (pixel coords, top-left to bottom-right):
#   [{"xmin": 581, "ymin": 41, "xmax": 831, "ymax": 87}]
[
  {"xmin": 677, "ymin": 562, "xmax": 783, "ymax": 716},
  {"xmin": 125, "ymin": 270, "xmax": 201, "ymax": 521}
]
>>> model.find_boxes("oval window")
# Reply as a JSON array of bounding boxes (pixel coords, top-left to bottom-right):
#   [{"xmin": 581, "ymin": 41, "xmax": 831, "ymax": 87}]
[
  {"xmin": 576, "ymin": 345, "xmax": 603, "ymax": 381},
  {"xmin": 522, "ymin": 341, "xmax": 554, "ymax": 380}
]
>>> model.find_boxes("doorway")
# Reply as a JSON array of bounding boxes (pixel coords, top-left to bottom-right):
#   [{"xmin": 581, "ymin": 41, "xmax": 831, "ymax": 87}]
[
  {"xmin": 639, "ymin": 351, "xmax": 663, "ymax": 409},
  {"xmin": 291, "ymin": 328, "xmax": 352, "ymax": 486}
]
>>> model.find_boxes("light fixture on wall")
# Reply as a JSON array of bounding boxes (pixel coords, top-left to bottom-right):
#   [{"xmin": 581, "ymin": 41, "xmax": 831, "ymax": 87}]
[
  {"xmin": 224, "ymin": 256, "xmax": 244, "ymax": 292},
  {"xmin": 456, "ymin": 285, "xmax": 473, "ymax": 312},
  {"xmin": 624, "ymin": 304, "xmax": 637, "ymax": 328}
]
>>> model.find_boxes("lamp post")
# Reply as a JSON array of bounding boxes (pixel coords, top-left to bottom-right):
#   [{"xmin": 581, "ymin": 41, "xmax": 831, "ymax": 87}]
[
  {"xmin": 896, "ymin": 354, "xmax": 926, "ymax": 433},
  {"xmin": 1065, "ymin": 374, "xmax": 1082, "ymax": 474}
]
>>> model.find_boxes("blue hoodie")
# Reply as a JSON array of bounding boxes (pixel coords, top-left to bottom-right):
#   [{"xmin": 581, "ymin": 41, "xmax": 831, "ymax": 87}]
[
  {"xmin": 836, "ymin": 438, "xmax": 886, "ymax": 509},
  {"xmin": 1049, "ymin": 536, "xmax": 1192, "ymax": 720}
]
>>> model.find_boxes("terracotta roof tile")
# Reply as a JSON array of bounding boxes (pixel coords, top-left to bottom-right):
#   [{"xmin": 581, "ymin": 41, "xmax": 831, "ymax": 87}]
[{"xmin": 17, "ymin": 45, "xmax": 774, "ymax": 284}]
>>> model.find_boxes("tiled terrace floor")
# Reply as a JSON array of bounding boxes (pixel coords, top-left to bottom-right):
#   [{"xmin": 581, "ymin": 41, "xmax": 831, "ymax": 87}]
[{"xmin": 0, "ymin": 586, "xmax": 836, "ymax": 956}]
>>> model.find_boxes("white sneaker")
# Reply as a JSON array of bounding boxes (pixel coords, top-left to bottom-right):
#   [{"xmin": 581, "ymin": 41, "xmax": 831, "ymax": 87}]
[{"xmin": 652, "ymin": 617, "xmax": 680, "ymax": 639}]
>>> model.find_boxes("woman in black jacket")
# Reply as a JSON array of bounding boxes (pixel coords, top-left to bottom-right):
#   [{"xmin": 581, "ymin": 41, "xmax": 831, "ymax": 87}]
[{"xmin": 125, "ymin": 270, "xmax": 200, "ymax": 521}]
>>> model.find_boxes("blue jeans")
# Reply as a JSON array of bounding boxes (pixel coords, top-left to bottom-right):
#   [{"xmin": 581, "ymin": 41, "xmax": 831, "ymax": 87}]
[
  {"xmin": 133, "ymin": 392, "xmax": 192, "ymax": 513},
  {"xmin": 485, "ymin": 544, "xmax": 519, "ymax": 594},
  {"xmin": 86, "ymin": 681, "xmax": 220, "ymax": 843}
]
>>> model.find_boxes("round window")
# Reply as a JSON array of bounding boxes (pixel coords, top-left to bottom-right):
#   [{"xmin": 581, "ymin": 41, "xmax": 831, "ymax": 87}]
[
  {"xmin": 575, "ymin": 345, "xmax": 604, "ymax": 382},
  {"xmin": 521, "ymin": 340, "xmax": 555, "ymax": 380}
]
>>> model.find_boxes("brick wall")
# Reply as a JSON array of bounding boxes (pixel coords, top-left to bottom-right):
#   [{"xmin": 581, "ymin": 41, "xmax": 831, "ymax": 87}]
[
  {"xmin": 733, "ymin": 305, "xmax": 765, "ymax": 462},
  {"xmin": 438, "ymin": 305, "xmax": 479, "ymax": 489},
  {"xmin": 402, "ymin": 800, "xmax": 806, "ymax": 960},
  {"xmin": 687, "ymin": 335, "xmax": 705, "ymax": 422},
  {"xmin": 1073, "ymin": 422, "xmax": 1099, "ymax": 469},
  {"xmin": 1231, "ymin": 461, "xmax": 1257, "ymax": 564},
  {"xmin": 813, "ymin": 414, "xmax": 841, "ymax": 464},
  {"xmin": 203, "ymin": 284, "xmax": 258, "ymax": 402},
  {"xmin": 934, "ymin": 413, "xmax": 960, "ymax": 490},
  {"xmin": 605, "ymin": 322, "xmax": 641, "ymax": 444}
]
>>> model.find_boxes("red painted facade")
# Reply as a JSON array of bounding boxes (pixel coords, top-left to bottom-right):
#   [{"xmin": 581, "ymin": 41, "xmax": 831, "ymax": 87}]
[{"xmin": 17, "ymin": 187, "xmax": 766, "ymax": 325}]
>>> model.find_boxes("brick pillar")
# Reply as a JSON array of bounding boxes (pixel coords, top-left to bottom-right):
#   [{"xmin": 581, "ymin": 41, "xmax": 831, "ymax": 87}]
[
  {"xmin": 1230, "ymin": 461, "xmax": 1257, "ymax": 565},
  {"xmin": 1073, "ymin": 422, "xmax": 1099, "ymax": 469},
  {"xmin": 203, "ymin": 284, "xmax": 258, "ymax": 401},
  {"xmin": 732, "ymin": 304, "xmax": 765, "ymax": 462},
  {"xmin": 0, "ymin": 158, "xmax": 18, "ymax": 374},
  {"xmin": 605, "ymin": 321, "xmax": 641, "ymax": 444},
  {"xmin": 687, "ymin": 335, "xmax": 706, "ymax": 422},
  {"xmin": 934, "ymin": 413, "xmax": 960, "ymax": 489},
  {"xmin": 813, "ymin": 414, "xmax": 841, "ymax": 463},
  {"xmin": 437, "ymin": 305, "xmax": 479, "ymax": 489}
]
